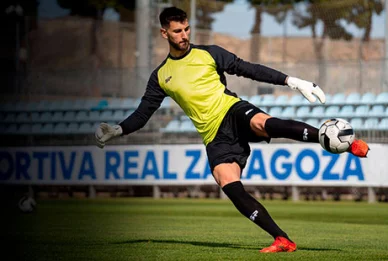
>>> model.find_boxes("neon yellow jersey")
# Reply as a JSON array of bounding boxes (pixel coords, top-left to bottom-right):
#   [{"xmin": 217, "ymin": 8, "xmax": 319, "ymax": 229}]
[{"xmin": 119, "ymin": 44, "xmax": 287, "ymax": 145}]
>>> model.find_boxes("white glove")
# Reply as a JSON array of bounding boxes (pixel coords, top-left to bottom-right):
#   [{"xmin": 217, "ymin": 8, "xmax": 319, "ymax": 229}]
[
  {"xmin": 287, "ymin": 76, "xmax": 326, "ymax": 104},
  {"xmin": 95, "ymin": 123, "xmax": 123, "ymax": 149}
]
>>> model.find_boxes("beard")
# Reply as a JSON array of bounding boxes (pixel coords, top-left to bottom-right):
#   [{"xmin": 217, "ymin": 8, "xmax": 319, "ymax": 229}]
[{"xmin": 168, "ymin": 37, "xmax": 190, "ymax": 52}]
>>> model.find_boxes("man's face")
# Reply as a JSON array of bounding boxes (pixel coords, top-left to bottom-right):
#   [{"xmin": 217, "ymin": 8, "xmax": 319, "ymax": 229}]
[{"xmin": 161, "ymin": 19, "xmax": 190, "ymax": 52}]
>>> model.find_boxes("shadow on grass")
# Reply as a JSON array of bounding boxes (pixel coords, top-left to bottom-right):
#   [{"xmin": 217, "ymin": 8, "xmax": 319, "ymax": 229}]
[
  {"xmin": 114, "ymin": 239, "xmax": 341, "ymax": 252},
  {"xmin": 114, "ymin": 239, "xmax": 257, "ymax": 250}
]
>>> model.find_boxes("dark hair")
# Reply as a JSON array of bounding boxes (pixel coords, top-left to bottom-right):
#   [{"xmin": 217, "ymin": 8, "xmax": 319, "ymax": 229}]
[{"xmin": 159, "ymin": 7, "xmax": 187, "ymax": 28}]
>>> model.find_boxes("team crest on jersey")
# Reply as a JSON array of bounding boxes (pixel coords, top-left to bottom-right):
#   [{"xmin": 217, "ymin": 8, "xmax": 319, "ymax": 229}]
[{"xmin": 165, "ymin": 76, "xmax": 172, "ymax": 83}]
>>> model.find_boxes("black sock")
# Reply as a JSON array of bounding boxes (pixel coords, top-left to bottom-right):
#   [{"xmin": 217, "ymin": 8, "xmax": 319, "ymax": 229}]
[
  {"xmin": 222, "ymin": 181, "xmax": 290, "ymax": 240},
  {"xmin": 265, "ymin": 117, "xmax": 318, "ymax": 142}
]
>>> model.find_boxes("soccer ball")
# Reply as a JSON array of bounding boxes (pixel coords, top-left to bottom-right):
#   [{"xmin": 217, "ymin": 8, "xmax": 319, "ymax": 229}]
[
  {"xmin": 318, "ymin": 118, "xmax": 355, "ymax": 153},
  {"xmin": 18, "ymin": 196, "xmax": 36, "ymax": 213}
]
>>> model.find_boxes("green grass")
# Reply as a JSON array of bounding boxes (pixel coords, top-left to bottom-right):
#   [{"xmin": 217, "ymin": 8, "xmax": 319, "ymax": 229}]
[{"xmin": 3, "ymin": 198, "xmax": 388, "ymax": 260}]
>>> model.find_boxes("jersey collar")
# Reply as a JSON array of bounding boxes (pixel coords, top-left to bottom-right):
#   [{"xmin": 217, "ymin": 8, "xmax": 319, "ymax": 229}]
[{"xmin": 168, "ymin": 44, "xmax": 193, "ymax": 60}]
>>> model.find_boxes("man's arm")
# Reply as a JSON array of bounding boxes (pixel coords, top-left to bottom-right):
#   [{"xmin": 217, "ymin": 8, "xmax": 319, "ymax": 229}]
[
  {"xmin": 204, "ymin": 45, "xmax": 325, "ymax": 103},
  {"xmin": 95, "ymin": 69, "xmax": 166, "ymax": 148},
  {"xmin": 119, "ymin": 70, "xmax": 167, "ymax": 135}
]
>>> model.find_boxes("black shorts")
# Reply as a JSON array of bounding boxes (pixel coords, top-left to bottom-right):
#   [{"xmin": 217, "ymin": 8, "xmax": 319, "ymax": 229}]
[{"xmin": 206, "ymin": 100, "xmax": 270, "ymax": 172}]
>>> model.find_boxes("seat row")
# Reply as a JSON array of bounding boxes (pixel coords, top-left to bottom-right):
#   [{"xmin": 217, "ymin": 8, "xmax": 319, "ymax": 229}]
[{"xmin": 1, "ymin": 92, "xmax": 387, "ymax": 113}]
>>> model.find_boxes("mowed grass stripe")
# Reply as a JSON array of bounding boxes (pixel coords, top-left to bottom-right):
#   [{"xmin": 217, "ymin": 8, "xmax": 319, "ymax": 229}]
[{"xmin": 4, "ymin": 198, "xmax": 388, "ymax": 261}]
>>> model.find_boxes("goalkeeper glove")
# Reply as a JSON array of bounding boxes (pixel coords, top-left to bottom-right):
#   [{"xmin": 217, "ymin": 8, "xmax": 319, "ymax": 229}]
[
  {"xmin": 287, "ymin": 76, "xmax": 326, "ymax": 104},
  {"xmin": 95, "ymin": 123, "xmax": 123, "ymax": 149}
]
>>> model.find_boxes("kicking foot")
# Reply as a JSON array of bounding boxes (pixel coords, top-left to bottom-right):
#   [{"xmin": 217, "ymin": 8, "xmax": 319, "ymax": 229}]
[
  {"xmin": 348, "ymin": 139, "xmax": 370, "ymax": 158},
  {"xmin": 259, "ymin": 236, "xmax": 297, "ymax": 253}
]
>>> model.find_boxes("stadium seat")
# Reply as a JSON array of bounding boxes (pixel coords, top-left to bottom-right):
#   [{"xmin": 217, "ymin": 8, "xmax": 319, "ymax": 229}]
[
  {"xmin": 360, "ymin": 92, "xmax": 375, "ymax": 105},
  {"xmin": 107, "ymin": 98, "xmax": 123, "ymax": 110},
  {"xmin": 160, "ymin": 120, "xmax": 180, "ymax": 133},
  {"xmin": 275, "ymin": 95, "xmax": 288, "ymax": 105},
  {"xmin": 4, "ymin": 112, "xmax": 16, "ymax": 123},
  {"xmin": 31, "ymin": 123, "xmax": 43, "ymax": 134},
  {"xmin": 120, "ymin": 98, "xmax": 136, "ymax": 109},
  {"xmin": 25, "ymin": 101, "xmax": 40, "ymax": 111},
  {"xmin": 249, "ymin": 95, "xmax": 261, "ymax": 105},
  {"xmin": 161, "ymin": 97, "xmax": 172, "ymax": 108},
  {"xmin": 179, "ymin": 120, "xmax": 196, "ymax": 132},
  {"xmin": 261, "ymin": 94, "xmax": 276, "ymax": 106},
  {"xmin": 378, "ymin": 118, "xmax": 388, "ymax": 130},
  {"xmin": 5, "ymin": 124, "xmax": 18, "ymax": 134},
  {"xmin": 324, "ymin": 105, "xmax": 340, "ymax": 118},
  {"xmin": 349, "ymin": 118, "xmax": 363, "ymax": 130},
  {"xmin": 53, "ymin": 123, "xmax": 68, "ymax": 134},
  {"xmin": 239, "ymin": 95, "xmax": 249, "ymax": 101},
  {"xmin": 281, "ymin": 107, "xmax": 295, "ymax": 118},
  {"xmin": 67, "ymin": 123, "xmax": 79, "ymax": 133},
  {"xmin": 363, "ymin": 118, "xmax": 379, "ymax": 130},
  {"xmin": 16, "ymin": 112, "xmax": 29, "ymax": 123},
  {"xmin": 79, "ymin": 123, "xmax": 93, "ymax": 134},
  {"xmin": 345, "ymin": 92, "xmax": 361, "ymax": 105},
  {"xmin": 338, "ymin": 105, "xmax": 354, "ymax": 118},
  {"xmin": 39, "ymin": 112, "xmax": 52, "ymax": 123},
  {"xmin": 369, "ymin": 105, "xmax": 385, "ymax": 117},
  {"xmin": 311, "ymin": 106, "xmax": 325, "ymax": 118},
  {"xmin": 84, "ymin": 99, "xmax": 100, "ymax": 110},
  {"xmin": 63, "ymin": 111, "xmax": 76, "ymax": 122},
  {"xmin": 41, "ymin": 123, "xmax": 55, "ymax": 134},
  {"xmin": 100, "ymin": 110, "xmax": 113, "ymax": 121},
  {"xmin": 306, "ymin": 118, "xmax": 320, "ymax": 128},
  {"xmin": 0, "ymin": 124, "xmax": 6, "ymax": 133},
  {"xmin": 268, "ymin": 106, "xmax": 282, "ymax": 117},
  {"xmin": 112, "ymin": 110, "xmax": 125, "ymax": 121},
  {"xmin": 91, "ymin": 100, "xmax": 108, "ymax": 111},
  {"xmin": 89, "ymin": 111, "xmax": 101, "ymax": 122},
  {"xmin": 376, "ymin": 92, "xmax": 388, "ymax": 105},
  {"xmin": 36, "ymin": 100, "xmax": 52, "ymax": 111},
  {"xmin": 296, "ymin": 106, "xmax": 310, "ymax": 118},
  {"xmin": 52, "ymin": 111, "xmax": 64, "ymax": 122},
  {"xmin": 75, "ymin": 111, "xmax": 88, "ymax": 122},
  {"xmin": 72, "ymin": 99, "xmax": 85, "ymax": 110},
  {"xmin": 288, "ymin": 95, "xmax": 304, "ymax": 106},
  {"xmin": 57, "ymin": 100, "xmax": 74, "ymax": 111},
  {"xmin": 354, "ymin": 105, "xmax": 369, "ymax": 117},
  {"xmin": 31, "ymin": 112, "xmax": 40, "ymax": 122},
  {"xmin": 329, "ymin": 93, "xmax": 345, "ymax": 105},
  {"xmin": 386, "ymin": 107, "xmax": 388, "ymax": 116},
  {"xmin": 18, "ymin": 123, "xmax": 32, "ymax": 134}
]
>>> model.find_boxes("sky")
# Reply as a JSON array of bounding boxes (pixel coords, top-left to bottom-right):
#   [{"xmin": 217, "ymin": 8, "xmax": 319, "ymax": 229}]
[{"xmin": 38, "ymin": 0, "xmax": 386, "ymax": 39}]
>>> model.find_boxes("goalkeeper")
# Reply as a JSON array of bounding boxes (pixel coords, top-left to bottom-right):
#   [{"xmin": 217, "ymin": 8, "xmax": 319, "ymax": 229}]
[{"xmin": 95, "ymin": 6, "xmax": 369, "ymax": 253}]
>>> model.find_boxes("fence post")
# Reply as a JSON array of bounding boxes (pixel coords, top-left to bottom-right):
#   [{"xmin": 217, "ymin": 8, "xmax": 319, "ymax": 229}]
[
  {"xmin": 368, "ymin": 187, "xmax": 376, "ymax": 203},
  {"xmin": 153, "ymin": 185, "xmax": 161, "ymax": 199},
  {"xmin": 292, "ymin": 186, "xmax": 299, "ymax": 202}
]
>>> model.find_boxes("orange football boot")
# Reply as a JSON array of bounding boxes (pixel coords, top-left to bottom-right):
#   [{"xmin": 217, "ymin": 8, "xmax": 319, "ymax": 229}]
[
  {"xmin": 348, "ymin": 139, "xmax": 370, "ymax": 158},
  {"xmin": 260, "ymin": 236, "xmax": 297, "ymax": 253}
]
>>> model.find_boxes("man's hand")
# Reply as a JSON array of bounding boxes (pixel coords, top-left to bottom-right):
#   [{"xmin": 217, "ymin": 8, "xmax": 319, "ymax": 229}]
[
  {"xmin": 95, "ymin": 123, "xmax": 123, "ymax": 149},
  {"xmin": 286, "ymin": 76, "xmax": 326, "ymax": 104}
]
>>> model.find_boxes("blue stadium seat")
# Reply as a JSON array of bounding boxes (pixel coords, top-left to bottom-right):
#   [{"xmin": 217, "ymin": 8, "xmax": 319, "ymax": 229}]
[
  {"xmin": 354, "ymin": 105, "xmax": 369, "ymax": 117},
  {"xmin": 41, "ymin": 123, "xmax": 55, "ymax": 134},
  {"xmin": 329, "ymin": 93, "xmax": 345, "ymax": 105},
  {"xmin": 311, "ymin": 106, "xmax": 325, "ymax": 118},
  {"xmin": 281, "ymin": 107, "xmax": 295, "ymax": 118},
  {"xmin": 120, "ymin": 98, "xmax": 136, "ymax": 109},
  {"xmin": 25, "ymin": 101, "xmax": 40, "ymax": 111},
  {"xmin": 31, "ymin": 123, "xmax": 43, "ymax": 134},
  {"xmin": 89, "ymin": 111, "xmax": 101, "ymax": 122},
  {"xmin": 16, "ymin": 112, "xmax": 29, "ymax": 123},
  {"xmin": 349, "ymin": 118, "xmax": 363, "ymax": 130},
  {"xmin": 79, "ymin": 123, "xmax": 93, "ymax": 133},
  {"xmin": 325, "ymin": 106, "xmax": 340, "ymax": 118},
  {"xmin": 261, "ymin": 94, "xmax": 276, "ymax": 106},
  {"xmin": 345, "ymin": 93, "xmax": 361, "ymax": 105},
  {"xmin": 306, "ymin": 118, "xmax": 320, "ymax": 128},
  {"xmin": 360, "ymin": 92, "xmax": 375, "ymax": 105},
  {"xmin": 54, "ymin": 123, "xmax": 68, "ymax": 134},
  {"xmin": 39, "ymin": 112, "xmax": 52, "ymax": 123},
  {"xmin": 239, "ymin": 95, "xmax": 249, "ymax": 101},
  {"xmin": 112, "ymin": 110, "xmax": 125, "ymax": 121},
  {"xmin": 369, "ymin": 105, "xmax": 385, "ymax": 117},
  {"xmin": 338, "ymin": 105, "xmax": 354, "ymax": 118},
  {"xmin": 4, "ymin": 112, "xmax": 16, "ymax": 123},
  {"xmin": 107, "ymin": 98, "xmax": 123, "ymax": 110},
  {"xmin": 161, "ymin": 97, "xmax": 172, "ymax": 109},
  {"xmin": 376, "ymin": 92, "xmax": 388, "ymax": 104},
  {"xmin": 18, "ymin": 123, "xmax": 32, "ymax": 134},
  {"xmin": 75, "ymin": 111, "xmax": 88, "ymax": 122},
  {"xmin": 363, "ymin": 118, "xmax": 379, "ymax": 130},
  {"xmin": 249, "ymin": 95, "xmax": 261, "ymax": 106},
  {"xmin": 386, "ymin": 106, "xmax": 388, "ymax": 116},
  {"xmin": 31, "ymin": 112, "xmax": 40, "ymax": 122},
  {"xmin": 52, "ymin": 111, "xmax": 64, "ymax": 122},
  {"xmin": 296, "ymin": 106, "xmax": 310, "ymax": 118},
  {"xmin": 72, "ymin": 99, "xmax": 85, "ymax": 110},
  {"xmin": 36, "ymin": 100, "xmax": 52, "ymax": 111},
  {"xmin": 83, "ymin": 99, "xmax": 100, "ymax": 110},
  {"xmin": 100, "ymin": 111, "xmax": 113, "ymax": 121},
  {"xmin": 179, "ymin": 120, "xmax": 196, "ymax": 132},
  {"xmin": 275, "ymin": 95, "xmax": 288, "ymax": 105},
  {"xmin": 378, "ymin": 118, "xmax": 388, "ymax": 130},
  {"xmin": 63, "ymin": 111, "xmax": 76, "ymax": 122},
  {"xmin": 288, "ymin": 95, "xmax": 304, "ymax": 106},
  {"xmin": 161, "ymin": 120, "xmax": 180, "ymax": 133},
  {"xmin": 268, "ymin": 106, "xmax": 282, "ymax": 117},
  {"xmin": 91, "ymin": 100, "xmax": 108, "ymax": 111},
  {"xmin": 67, "ymin": 123, "xmax": 79, "ymax": 133},
  {"xmin": 5, "ymin": 124, "xmax": 18, "ymax": 134}
]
